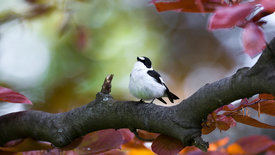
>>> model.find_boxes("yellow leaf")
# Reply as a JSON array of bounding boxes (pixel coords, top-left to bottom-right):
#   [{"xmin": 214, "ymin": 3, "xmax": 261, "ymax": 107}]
[
  {"xmin": 128, "ymin": 148, "xmax": 155, "ymax": 155},
  {"xmin": 227, "ymin": 143, "xmax": 245, "ymax": 154},
  {"xmin": 0, "ymin": 138, "xmax": 53, "ymax": 152},
  {"xmin": 209, "ymin": 137, "xmax": 229, "ymax": 151}
]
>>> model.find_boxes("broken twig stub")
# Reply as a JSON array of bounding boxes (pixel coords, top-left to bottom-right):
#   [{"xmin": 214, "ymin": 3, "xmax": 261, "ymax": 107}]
[{"xmin": 101, "ymin": 74, "xmax": 114, "ymax": 94}]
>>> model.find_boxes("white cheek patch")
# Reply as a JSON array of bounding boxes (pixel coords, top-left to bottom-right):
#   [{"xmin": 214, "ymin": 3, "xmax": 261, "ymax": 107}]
[{"xmin": 138, "ymin": 57, "xmax": 145, "ymax": 60}]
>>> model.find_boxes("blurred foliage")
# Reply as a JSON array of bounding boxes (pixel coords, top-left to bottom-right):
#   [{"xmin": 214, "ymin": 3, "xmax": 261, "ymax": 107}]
[
  {"xmin": 0, "ymin": 0, "xmax": 169, "ymax": 112},
  {"xmin": 41, "ymin": 0, "xmax": 168, "ymax": 112},
  {"xmin": 0, "ymin": 0, "xmax": 235, "ymax": 113}
]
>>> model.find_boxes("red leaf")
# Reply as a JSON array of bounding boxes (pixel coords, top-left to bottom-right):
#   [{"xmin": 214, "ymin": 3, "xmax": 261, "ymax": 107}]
[
  {"xmin": 61, "ymin": 137, "xmax": 83, "ymax": 150},
  {"xmin": 64, "ymin": 150, "xmax": 81, "ymax": 155},
  {"xmin": 137, "ymin": 130, "xmax": 159, "ymax": 140},
  {"xmin": 75, "ymin": 129, "xmax": 123, "ymax": 154},
  {"xmin": 216, "ymin": 115, "xmax": 236, "ymax": 131},
  {"xmin": 151, "ymin": 134, "xmax": 185, "ymax": 155},
  {"xmin": 222, "ymin": 98, "xmax": 249, "ymax": 111},
  {"xmin": 266, "ymin": 151, "xmax": 275, "ymax": 155},
  {"xmin": 98, "ymin": 149, "xmax": 126, "ymax": 155},
  {"xmin": 231, "ymin": 114, "xmax": 275, "ymax": 128},
  {"xmin": 242, "ymin": 22, "xmax": 266, "ymax": 58},
  {"xmin": 259, "ymin": 93, "xmax": 275, "ymax": 100},
  {"xmin": 267, "ymin": 144, "xmax": 275, "ymax": 152},
  {"xmin": 201, "ymin": 122, "xmax": 216, "ymax": 135},
  {"xmin": 249, "ymin": 100, "xmax": 275, "ymax": 116},
  {"xmin": 208, "ymin": 3, "xmax": 254, "ymax": 29},
  {"xmin": 0, "ymin": 86, "xmax": 32, "ymax": 104},
  {"xmin": 22, "ymin": 150, "xmax": 46, "ymax": 155},
  {"xmin": 222, "ymin": 104, "xmax": 237, "ymax": 111},
  {"xmin": 118, "ymin": 129, "xmax": 134, "ymax": 144},
  {"xmin": 201, "ymin": 113, "xmax": 216, "ymax": 135},
  {"xmin": 4, "ymin": 139, "xmax": 24, "ymax": 147},
  {"xmin": 122, "ymin": 131, "xmax": 152, "ymax": 150},
  {"xmin": 261, "ymin": 0, "xmax": 275, "ymax": 12},
  {"xmin": 195, "ymin": 0, "xmax": 205, "ymax": 13},
  {"xmin": 236, "ymin": 135, "xmax": 275, "ymax": 154},
  {"xmin": 154, "ymin": 0, "xmax": 221, "ymax": 13}
]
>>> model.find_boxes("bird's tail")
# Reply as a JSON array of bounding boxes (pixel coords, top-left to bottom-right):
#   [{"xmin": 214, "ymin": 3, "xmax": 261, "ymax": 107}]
[{"xmin": 166, "ymin": 90, "xmax": 179, "ymax": 103}]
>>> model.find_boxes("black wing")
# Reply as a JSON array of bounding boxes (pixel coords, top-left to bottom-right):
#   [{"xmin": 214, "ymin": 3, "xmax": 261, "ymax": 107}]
[
  {"xmin": 148, "ymin": 70, "xmax": 180, "ymax": 103},
  {"xmin": 147, "ymin": 70, "xmax": 163, "ymax": 85}
]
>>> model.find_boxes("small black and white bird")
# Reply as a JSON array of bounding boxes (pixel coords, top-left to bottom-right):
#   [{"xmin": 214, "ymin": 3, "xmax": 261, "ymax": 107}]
[{"xmin": 129, "ymin": 56, "xmax": 179, "ymax": 104}]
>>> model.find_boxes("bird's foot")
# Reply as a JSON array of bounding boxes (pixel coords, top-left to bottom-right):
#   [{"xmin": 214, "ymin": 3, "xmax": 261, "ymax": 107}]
[{"xmin": 139, "ymin": 99, "xmax": 145, "ymax": 103}]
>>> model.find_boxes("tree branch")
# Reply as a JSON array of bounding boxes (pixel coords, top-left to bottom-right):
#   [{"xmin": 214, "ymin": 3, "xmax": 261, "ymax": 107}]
[{"xmin": 1, "ymin": 38, "xmax": 275, "ymax": 151}]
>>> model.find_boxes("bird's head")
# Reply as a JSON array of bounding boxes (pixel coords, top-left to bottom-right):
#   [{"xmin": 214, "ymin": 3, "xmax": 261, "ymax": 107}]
[{"xmin": 137, "ymin": 56, "xmax": 152, "ymax": 68}]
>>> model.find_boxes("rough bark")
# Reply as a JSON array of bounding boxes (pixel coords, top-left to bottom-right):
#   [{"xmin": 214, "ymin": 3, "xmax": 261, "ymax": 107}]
[{"xmin": 1, "ymin": 38, "xmax": 275, "ymax": 151}]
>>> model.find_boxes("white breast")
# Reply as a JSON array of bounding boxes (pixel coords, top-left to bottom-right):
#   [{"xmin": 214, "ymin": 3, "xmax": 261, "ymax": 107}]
[{"xmin": 129, "ymin": 62, "xmax": 166, "ymax": 100}]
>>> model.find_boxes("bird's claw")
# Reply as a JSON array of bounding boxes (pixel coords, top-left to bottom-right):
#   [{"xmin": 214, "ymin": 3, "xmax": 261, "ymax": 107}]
[{"xmin": 139, "ymin": 99, "xmax": 145, "ymax": 103}]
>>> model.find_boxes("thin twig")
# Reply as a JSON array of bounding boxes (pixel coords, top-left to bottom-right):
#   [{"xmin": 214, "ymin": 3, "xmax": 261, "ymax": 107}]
[{"xmin": 101, "ymin": 74, "xmax": 114, "ymax": 94}]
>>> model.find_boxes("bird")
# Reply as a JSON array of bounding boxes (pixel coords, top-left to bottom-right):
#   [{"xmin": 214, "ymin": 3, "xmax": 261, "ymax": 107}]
[{"xmin": 129, "ymin": 56, "xmax": 179, "ymax": 104}]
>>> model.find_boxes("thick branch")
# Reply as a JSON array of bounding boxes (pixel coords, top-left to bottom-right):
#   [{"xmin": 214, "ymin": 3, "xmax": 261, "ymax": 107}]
[{"xmin": 1, "ymin": 38, "xmax": 275, "ymax": 150}]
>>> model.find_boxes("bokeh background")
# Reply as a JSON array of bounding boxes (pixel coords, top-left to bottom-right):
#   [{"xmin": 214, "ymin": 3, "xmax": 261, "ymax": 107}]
[{"xmin": 0, "ymin": 0, "xmax": 274, "ymax": 149}]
